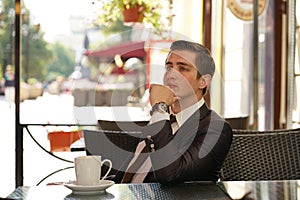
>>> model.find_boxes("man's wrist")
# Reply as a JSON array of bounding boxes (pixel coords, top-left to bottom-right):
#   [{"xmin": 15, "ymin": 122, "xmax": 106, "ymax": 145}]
[{"xmin": 150, "ymin": 102, "xmax": 169, "ymax": 116}]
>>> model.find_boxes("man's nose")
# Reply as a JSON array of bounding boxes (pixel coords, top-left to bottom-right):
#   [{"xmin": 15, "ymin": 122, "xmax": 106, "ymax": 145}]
[{"xmin": 165, "ymin": 68, "xmax": 178, "ymax": 79}]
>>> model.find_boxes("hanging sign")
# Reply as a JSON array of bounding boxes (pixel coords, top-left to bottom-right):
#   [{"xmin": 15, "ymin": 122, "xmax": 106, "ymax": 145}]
[{"xmin": 227, "ymin": 0, "xmax": 267, "ymax": 21}]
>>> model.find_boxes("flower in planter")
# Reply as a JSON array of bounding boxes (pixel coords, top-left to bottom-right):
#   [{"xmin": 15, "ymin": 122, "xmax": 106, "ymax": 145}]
[{"xmin": 92, "ymin": 0, "xmax": 174, "ymax": 35}]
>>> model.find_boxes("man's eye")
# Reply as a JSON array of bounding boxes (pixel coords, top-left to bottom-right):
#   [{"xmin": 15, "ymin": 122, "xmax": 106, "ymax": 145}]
[{"xmin": 179, "ymin": 67, "xmax": 188, "ymax": 71}]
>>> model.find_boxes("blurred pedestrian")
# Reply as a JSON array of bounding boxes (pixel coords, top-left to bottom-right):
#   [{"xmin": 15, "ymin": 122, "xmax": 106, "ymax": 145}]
[{"xmin": 4, "ymin": 65, "xmax": 15, "ymax": 107}]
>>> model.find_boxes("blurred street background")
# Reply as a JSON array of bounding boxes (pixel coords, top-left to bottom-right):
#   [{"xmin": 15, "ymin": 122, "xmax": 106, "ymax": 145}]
[{"xmin": 0, "ymin": 93, "xmax": 86, "ymax": 197}]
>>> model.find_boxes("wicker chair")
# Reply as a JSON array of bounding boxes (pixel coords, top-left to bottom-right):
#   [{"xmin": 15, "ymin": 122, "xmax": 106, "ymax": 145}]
[{"xmin": 221, "ymin": 128, "xmax": 300, "ymax": 181}]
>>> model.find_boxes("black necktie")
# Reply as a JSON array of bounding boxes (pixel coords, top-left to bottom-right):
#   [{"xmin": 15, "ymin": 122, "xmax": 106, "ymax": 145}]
[{"xmin": 170, "ymin": 114, "xmax": 177, "ymax": 124}]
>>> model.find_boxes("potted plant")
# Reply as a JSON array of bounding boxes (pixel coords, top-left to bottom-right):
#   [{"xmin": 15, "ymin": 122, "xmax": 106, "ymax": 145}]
[
  {"xmin": 96, "ymin": 0, "xmax": 167, "ymax": 33},
  {"xmin": 47, "ymin": 127, "xmax": 83, "ymax": 152}
]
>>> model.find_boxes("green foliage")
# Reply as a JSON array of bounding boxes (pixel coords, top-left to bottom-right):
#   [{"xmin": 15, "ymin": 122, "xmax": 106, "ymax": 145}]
[
  {"xmin": 27, "ymin": 78, "xmax": 39, "ymax": 85},
  {"xmin": 0, "ymin": 0, "xmax": 55, "ymax": 81},
  {"xmin": 100, "ymin": 17, "xmax": 132, "ymax": 36},
  {"xmin": 45, "ymin": 42, "xmax": 76, "ymax": 81},
  {"xmin": 22, "ymin": 30, "xmax": 54, "ymax": 81},
  {"xmin": 0, "ymin": 0, "xmax": 76, "ymax": 82},
  {"xmin": 0, "ymin": 0, "xmax": 16, "ymax": 77},
  {"xmin": 95, "ymin": 0, "xmax": 165, "ymax": 34}
]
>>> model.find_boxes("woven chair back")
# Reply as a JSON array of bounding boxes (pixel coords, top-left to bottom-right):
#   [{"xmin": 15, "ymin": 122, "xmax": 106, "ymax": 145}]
[{"xmin": 222, "ymin": 128, "xmax": 300, "ymax": 181}]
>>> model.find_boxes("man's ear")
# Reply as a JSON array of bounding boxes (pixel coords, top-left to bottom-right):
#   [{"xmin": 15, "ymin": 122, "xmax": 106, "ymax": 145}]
[{"xmin": 199, "ymin": 74, "xmax": 212, "ymax": 89}]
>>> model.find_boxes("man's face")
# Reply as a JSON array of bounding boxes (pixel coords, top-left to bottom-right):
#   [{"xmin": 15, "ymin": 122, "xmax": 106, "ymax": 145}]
[{"xmin": 163, "ymin": 50, "xmax": 202, "ymax": 100}]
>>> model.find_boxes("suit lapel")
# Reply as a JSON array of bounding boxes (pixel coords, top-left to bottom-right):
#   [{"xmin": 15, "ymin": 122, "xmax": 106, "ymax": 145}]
[
  {"xmin": 177, "ymin": 103, "xmax": 211, "ymax": 133},
  {"xmin": 173, "ymin": 104, "xmax": 211, "ymax": 151}
]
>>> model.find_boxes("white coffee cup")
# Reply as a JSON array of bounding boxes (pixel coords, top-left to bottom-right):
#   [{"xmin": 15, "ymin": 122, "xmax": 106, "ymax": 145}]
[{"xmin": 74, "ymin": 155, "xmax": 112, "ymax": 186}]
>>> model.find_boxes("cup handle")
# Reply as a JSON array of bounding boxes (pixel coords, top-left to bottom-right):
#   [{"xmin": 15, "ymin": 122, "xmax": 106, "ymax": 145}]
[{"xmin": 100, "ymin": 159, "xmax": 112, "ymax": 181}]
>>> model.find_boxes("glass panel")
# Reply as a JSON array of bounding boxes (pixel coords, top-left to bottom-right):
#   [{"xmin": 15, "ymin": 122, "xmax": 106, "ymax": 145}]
[
  {"xmin": 293, "ymin": 0, "xmax": 300, "ymax": 127},
  {"xmin": 222, "ymin": 2, "xmax": 252, "ymax": 119},
  {"xmin": 293, "ymin": 76, "xmax": 300, "ymax": 125},
  {"xmin": 295, "ymin": 0, "xmax": 300, "ymax": 76},
  {"xmin": 0, "ymin": 0, "xmax": 173, "ymax": 194},
  {"xmin": 217, "ymin": 0, "xmax": 275, "ymax": 130}
]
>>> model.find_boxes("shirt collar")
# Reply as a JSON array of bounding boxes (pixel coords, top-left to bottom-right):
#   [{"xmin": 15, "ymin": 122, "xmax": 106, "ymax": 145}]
[{"xmin": 171, "ymin": 98, "xmax": 205, "ymax": 127}]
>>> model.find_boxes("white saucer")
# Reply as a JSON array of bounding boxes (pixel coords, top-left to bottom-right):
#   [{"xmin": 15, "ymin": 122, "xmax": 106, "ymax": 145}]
[{"xmin": 64, "ymin": 180, "xmax": 115, "ymax": 195}]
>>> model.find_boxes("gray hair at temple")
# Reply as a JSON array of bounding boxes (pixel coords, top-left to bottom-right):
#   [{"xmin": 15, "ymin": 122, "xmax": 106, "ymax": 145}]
[{"xmin": 169, "ymin": 40, "xmax": 216, "ymax": 78}]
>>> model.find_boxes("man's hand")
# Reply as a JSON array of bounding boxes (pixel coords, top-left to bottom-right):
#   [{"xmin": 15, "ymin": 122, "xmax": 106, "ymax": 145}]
[{"xmin": 149, "ymin": 84, "xmax": 176, "ymax": 106}]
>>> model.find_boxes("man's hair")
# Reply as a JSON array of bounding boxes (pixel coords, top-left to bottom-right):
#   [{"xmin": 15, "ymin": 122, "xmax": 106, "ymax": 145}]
[{"xmin": 169, "ymin": 40, "xmax": 216, "ymax": 95}]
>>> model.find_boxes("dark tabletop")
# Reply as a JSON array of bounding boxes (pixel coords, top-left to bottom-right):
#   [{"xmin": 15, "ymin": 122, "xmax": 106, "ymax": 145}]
[{"xmin": 7, "ymin": 181, "xmax": 232, "ymax": 200}]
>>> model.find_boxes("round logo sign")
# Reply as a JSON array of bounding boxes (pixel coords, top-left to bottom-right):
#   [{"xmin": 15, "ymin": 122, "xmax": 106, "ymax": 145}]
[{"xmin": 227, "ymin": 0, "xmax": 267, "ymax": 21}]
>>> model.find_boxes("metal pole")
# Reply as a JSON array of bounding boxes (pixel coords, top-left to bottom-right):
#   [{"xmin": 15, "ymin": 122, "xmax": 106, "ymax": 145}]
[
  {"xmin": 15, "ymin": 0, "xmax": 23, "ymax": 187},
  {"xmin": 252, "ymin": 0, "xmax": 259, "ymax": 130}
]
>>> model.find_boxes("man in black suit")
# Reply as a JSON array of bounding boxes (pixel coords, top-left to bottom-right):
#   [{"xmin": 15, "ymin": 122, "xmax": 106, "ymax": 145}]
[{"xmin": 121, "ymin": 40, "xmax": 232, "ymax": 184}]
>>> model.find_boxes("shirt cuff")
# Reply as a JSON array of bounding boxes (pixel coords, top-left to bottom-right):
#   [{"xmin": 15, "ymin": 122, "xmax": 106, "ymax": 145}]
[{"xmin": 149, "ymin": 112, "xmax": 169, "ymax": 124}]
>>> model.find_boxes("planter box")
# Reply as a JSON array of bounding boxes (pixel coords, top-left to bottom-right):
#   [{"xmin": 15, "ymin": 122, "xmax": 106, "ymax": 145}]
[
  {"xmin": 47, "ymin": 130, "xmax": 83, "ymax": 152},
  {"xmin": 123, "ymin": 5, "xmax": 144, "ymax": 23}
]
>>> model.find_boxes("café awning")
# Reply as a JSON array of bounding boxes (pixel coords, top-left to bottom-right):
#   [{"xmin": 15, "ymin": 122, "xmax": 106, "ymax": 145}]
[{"xmin": 84, "ymin": 41, "xmax": 146, "ymax": 60}]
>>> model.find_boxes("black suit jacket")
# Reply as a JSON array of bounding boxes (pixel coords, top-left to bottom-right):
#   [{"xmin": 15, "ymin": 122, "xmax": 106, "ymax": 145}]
[{"xmin": 140, "ymin": 103, "xmax": 233, "ymax": 184}]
